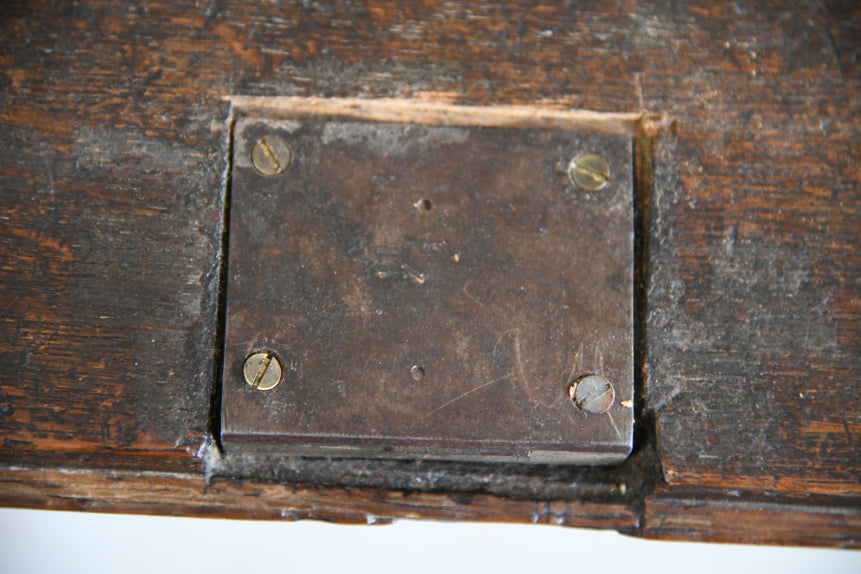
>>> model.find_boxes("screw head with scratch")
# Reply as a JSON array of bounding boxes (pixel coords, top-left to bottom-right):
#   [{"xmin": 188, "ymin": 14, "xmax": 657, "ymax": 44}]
[
  {"xmin": 570, "ymin": 374, "xmax": 615, "ymax": 414},
  {"xmin": 569, "ymin": 154, "xmax": 610, "ymax": 191},
  {"xmin": 251, "ymin": 135, "xmax": 293, "ymax": 176},
  {"xmin": 243, "ymin": 351, "xmax": 283, "ymax": 391}
]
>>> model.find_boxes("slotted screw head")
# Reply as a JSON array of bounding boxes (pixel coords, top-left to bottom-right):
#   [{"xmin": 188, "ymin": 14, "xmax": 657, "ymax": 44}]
[
  {"xmin": 570, "ymin": 374, "xmax": 615, "ymax": 414},
  {"xmin": 569, "ymin": 154, "xmax": 610, "ymax": 191},
  {"xmin": 251, "ymin": 136, "xmax": 293, "ymax": 176},
  {"xmin": 243, "ymin": 351, "xmax": 283, "ymax": 391}
]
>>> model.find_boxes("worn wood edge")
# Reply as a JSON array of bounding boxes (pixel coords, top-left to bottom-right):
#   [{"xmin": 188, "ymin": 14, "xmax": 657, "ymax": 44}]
[
  {"xmin": 225, "ymin": 95, "xmax": 663, "ymax": 136},
  {"xmin": 660, "ymin": 467, "xmax": 861, "ymax": 498},
  {"xmin": 200, "ymin": 441, "xmax": 655, "ymax": 504},
  {"xmin": 0, "ymin": 464, "xmax": 637, "ymax": 529},
  {"xmin": 5, "ymin": 453, "xmax": 857, "ymax": 546},
  {"xmin": 643, "ymin": 490, "xmax": 861, "ymax": 548}
]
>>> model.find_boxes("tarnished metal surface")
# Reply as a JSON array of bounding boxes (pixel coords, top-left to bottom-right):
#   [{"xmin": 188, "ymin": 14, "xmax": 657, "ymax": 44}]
[{"xmin": 222, "ymin": 113, "xmax": 634, "ymax": 464}]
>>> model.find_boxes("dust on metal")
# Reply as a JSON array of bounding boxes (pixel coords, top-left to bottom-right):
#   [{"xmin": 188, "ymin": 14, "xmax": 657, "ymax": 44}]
[
  {"xmin": 243, "ymin": 351, "xmax": 283, "ymax": 391},
  {"xmin": 569, "ymin": 154, "xmax": 610, "ymax": 191},
  {"xmin": 570, "ymin": 374, "xmax": 615, "ymax": 414},
  {"xmin": 251, "ymin": 135, "xmax": 293, "ymax": 176}
]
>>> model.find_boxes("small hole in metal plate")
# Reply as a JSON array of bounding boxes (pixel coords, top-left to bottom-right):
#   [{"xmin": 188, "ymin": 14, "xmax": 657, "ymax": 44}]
[{"xmin": 415, "ymin": 198, "xmax": 432, "ymax": 212}]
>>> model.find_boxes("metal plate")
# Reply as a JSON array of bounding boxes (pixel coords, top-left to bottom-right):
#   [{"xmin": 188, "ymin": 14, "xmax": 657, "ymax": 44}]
[{"xmin": 222, "ymin": 111, "xmax": 634, "ymax": 464}]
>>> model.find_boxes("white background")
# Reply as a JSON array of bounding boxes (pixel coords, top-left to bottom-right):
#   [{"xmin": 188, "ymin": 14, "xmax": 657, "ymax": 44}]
[{"xmin": 1, "ymin": 508, "xmax": 858, "ymax": 573}]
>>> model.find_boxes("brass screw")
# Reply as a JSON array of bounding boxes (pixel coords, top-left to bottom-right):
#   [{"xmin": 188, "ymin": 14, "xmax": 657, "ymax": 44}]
[
  {"xmin": 243, "ymin": 351, "xmax": 283, "ymax": 391},
  {"xmin": 569, "ymin": 154, "xmax": 610, "ymax": 191},
  {"xmin": 251, "ymin": 136, "xmax": 293, "ymax": 176},
  {"xmin": 570, "ymin": 374, "xmax": 615, "ymax": 413}
]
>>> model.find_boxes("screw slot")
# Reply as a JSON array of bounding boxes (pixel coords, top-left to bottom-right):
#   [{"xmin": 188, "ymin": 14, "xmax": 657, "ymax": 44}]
[
  {"xmin": 251, "ymin": 136, "xmax": 293, "ymax": 176},
  {"xmin": 243, "ymin": 351, "xmax": 283, "ymax": 391},
  {"xmin": 569, "ymin": 374, "xmax": 615, "ymax": 414},
  {"xmin": 569, "ymin": 154, "xmax": 610, "ymax": 191}
]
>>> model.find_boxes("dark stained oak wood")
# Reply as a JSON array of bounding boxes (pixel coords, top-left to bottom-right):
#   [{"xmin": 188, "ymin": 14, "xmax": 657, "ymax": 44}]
[
  {"xmin": 644, "ymin": 488, "xmax": 861, "ymax": 548},
  {"xmin": 0, "ymin": 465, "xmax": 640, "ymax": 529},
  {"xmin": 647, "ymin": 133, "xmax": 860, "ymax": 498},
  {"xmin": 0, "ymin": 0, "xmax": 858, "ymax": 546}
]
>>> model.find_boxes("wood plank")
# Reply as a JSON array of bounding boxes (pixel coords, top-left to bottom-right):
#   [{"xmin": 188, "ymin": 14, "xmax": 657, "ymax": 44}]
[
  {"xmin": 0, "ymin": 0, "xmax": 858, "ymax": 544},
  {"xmin": 645, "ymin": 66, "xmax": 860, "ymax": 498},
  {"xmin": 645, "ymin": 489, "xmax": 861, "ymax": 547},
  {"xmin": 0, "ymin": 465, "xmax": 638, "ymax": 529}
]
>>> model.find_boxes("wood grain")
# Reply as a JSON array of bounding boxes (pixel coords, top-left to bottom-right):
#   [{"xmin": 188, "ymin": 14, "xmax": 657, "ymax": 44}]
[
  {"xmin": 645, "ymin": 488, "xmax": 861, "ymax": 548},
  {"xmin": 0, "ymin": 465, "xmax": 638, "ymax": 529},
  {"xmin": 0, "ymin": 0, "xmax": 858, "ymax": 545}
]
